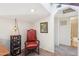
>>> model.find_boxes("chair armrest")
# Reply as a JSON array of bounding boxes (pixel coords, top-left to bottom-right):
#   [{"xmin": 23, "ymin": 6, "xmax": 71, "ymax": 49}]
[
  {"xmin": 24, "ymin": 41, "xmax": 28, "ymax": 46},
  {"xmin": 36, "ymin": 40, "xmax": 40, "ymax": 45}
]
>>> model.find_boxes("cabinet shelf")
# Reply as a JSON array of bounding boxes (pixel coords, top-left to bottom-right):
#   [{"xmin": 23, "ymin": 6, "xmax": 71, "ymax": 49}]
[{"xmin": 10, "ymin": 35, "xmax": 21, "ymax": 56}]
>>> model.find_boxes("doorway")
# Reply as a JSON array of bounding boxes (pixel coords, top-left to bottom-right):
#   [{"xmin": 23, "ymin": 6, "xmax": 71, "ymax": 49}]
[
  {"xmin": 70, "ymin": 17, "xmax": 78, "ymax": 48},
  {"xmin": 54, "ymin": 7, "xmax": 78, "ymax": 56}
]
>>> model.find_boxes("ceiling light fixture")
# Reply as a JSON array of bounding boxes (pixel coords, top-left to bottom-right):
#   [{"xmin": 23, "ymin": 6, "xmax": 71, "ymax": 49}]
[{"xmin": 31, "ymin": 9, "xmax": 35, "ymax": 12}]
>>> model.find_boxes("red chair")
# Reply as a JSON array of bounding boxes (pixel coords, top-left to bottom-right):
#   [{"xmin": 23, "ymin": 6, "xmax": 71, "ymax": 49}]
[{"xmin": 25, "ymin": 29, "xmax": 40, "ymax": 55}]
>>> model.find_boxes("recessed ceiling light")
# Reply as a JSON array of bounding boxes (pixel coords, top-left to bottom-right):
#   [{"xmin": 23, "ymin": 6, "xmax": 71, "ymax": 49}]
[{"xmin": 31, "ymin": 9, "xmax": 35, "ymax": 12}]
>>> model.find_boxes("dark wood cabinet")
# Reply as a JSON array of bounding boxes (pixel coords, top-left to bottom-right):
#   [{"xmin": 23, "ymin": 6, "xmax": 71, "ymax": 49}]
[{"xmin": 10, "ymin": 35, "xmax": 21, "ymax": 56}]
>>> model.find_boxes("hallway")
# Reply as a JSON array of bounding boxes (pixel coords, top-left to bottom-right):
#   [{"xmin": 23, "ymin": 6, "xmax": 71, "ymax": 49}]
[{"xmin": 54, "ymin": 44, "xmax": 77, "ymax": 56}]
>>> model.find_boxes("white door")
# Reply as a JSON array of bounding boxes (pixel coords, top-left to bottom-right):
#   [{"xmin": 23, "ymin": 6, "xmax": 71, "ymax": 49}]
[{"xmin": 59, "ymin": 16, "xmax": 71, "ymax": 46}]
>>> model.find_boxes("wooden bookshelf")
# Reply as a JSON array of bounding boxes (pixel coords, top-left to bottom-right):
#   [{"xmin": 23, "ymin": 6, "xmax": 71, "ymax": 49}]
[{"xmin": 10, "ymin": 35, "xmax": 21, "ymax": 56}]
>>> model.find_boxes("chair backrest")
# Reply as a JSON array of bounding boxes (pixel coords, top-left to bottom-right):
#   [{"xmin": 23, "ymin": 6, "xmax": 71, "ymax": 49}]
[{"xmin": 27, "ymin": 29, "xmax": 37, "ymax": 42}]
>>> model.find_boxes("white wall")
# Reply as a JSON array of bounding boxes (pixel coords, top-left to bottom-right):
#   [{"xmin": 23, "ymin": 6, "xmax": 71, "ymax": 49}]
[
  {"xmin": 0, "ymin": 16, "xmax": 30, "ymax": 50},
  {"xmin": 54, "ymin": 16, "xmax": 59, "ymax": 46},
  {"xmin": 31, "ymin": 15, "xmax": 54, "ymax": 52}
]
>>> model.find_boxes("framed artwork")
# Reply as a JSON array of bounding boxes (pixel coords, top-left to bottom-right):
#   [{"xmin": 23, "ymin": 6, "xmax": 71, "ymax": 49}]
[{"xmin": 40, "ymin": 22, "xmax": 48, "ymax": 33}]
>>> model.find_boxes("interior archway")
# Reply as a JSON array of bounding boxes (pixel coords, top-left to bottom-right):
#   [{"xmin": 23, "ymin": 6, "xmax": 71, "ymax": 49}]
[{"xmin": 54, "ymin": 6, "xmax": 78, "ymax": 56}]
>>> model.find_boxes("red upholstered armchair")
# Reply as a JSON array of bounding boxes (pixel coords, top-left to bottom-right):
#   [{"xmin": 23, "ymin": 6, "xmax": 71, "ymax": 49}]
[{"xmin": 25, "ymin": 29, "xmax": 40, "ymax": 55}]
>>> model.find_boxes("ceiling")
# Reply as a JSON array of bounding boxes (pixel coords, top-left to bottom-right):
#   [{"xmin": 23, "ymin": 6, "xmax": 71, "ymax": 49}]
[
  {"xmin": 61, "ymin": 3, "xmax": 79, "ymax": 6},
  {"xmin": 0, "ymin": 3, "xmax": 50, "ymax": 23}
]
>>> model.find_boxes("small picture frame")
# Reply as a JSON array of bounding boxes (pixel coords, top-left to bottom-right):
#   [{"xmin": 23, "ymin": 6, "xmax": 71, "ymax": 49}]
[{"xmin": 40, "ymin": 22, "xmax": 48, "ymax": 33}]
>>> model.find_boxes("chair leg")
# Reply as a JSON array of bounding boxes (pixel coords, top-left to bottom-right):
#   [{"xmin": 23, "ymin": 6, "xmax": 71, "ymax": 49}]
[
  {"xmin": 25, "ymin": 47, "xmax": 29, "ymax": 56},
  {"xmin": 25, "ymin": 47, "xmax": 40, "ymax": 55},
  {"xmin": 25, "ymin": 49, "xmax": 32, "ymax": 56},
  {"xmin": 38, "ymin": 46, "xmax": 39, "ymax": 55},
  {"xmin": 25, "ymin": 48, "xmax": 26, "ymax": 56}
]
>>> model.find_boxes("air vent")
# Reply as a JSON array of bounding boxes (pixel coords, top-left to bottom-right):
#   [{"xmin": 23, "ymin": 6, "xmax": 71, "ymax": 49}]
[
  {"xmin": 50, "ymin": 3, "xmax": 53, "ymax": 6},
  {"xmin": 63, "ymin": 8, "xmax": 75, "ymax": 14},
  {"xmin": 57, "ymin": 4, "xmax": 62, "ymax": 8}
]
